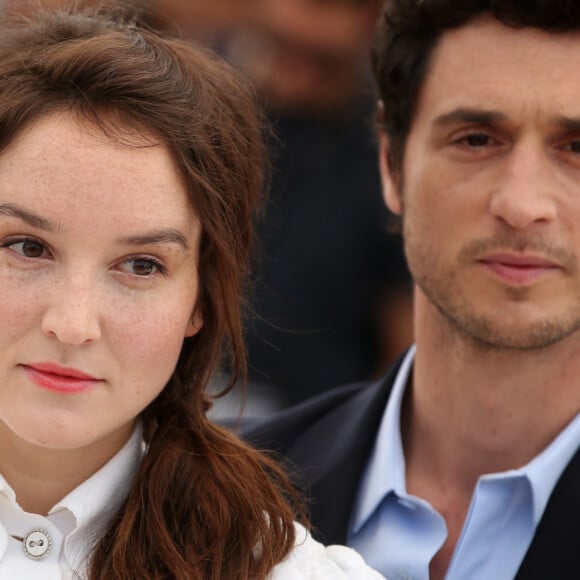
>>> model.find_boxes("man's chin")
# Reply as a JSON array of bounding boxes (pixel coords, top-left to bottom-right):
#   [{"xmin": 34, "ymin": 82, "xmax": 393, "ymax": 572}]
[{"xmin": 448, "ymin": 313, "xmax": 580, "ymax": 352}]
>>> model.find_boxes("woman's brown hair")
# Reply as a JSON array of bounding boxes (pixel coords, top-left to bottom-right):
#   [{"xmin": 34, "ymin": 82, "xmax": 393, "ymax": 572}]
[{"xmin": 0, "ymin": 2, "xmax": 301, "ymax": 578}]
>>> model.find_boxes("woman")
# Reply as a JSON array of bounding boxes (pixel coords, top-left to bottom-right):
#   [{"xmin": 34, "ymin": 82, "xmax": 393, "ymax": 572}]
[{"xmin": 0, "ymin": 2, "xmax": 384, "ymax": 579}]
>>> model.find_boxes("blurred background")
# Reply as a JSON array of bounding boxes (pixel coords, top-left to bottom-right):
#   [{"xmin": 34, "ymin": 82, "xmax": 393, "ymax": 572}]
[{"xmin": 6, "ymin": 0, "xmax": 413, "ymax": 417}]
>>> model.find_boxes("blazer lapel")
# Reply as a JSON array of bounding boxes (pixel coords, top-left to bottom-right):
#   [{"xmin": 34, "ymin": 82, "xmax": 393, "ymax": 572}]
[{"xmin": 285, "ymin": 361, "xmax": 402, "ymax": 545}]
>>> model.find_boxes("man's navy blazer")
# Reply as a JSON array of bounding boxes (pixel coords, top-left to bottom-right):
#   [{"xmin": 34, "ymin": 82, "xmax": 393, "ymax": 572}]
[{"xmin": 240, "ymin": 354, "xmax": 580, "ymax": 579}]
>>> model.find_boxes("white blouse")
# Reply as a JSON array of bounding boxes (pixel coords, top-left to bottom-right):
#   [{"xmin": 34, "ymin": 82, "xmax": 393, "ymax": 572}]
[
  {"xmin": 269, "ymin": 522, "xmax": 386, "ymax": 579},
  {"xmin": 0, "ymin": 427, "xmax": 384, "ymax": 579},
  {"xmin": 0, "ymin": 425, "xmax": 144, "ymax": 579}
]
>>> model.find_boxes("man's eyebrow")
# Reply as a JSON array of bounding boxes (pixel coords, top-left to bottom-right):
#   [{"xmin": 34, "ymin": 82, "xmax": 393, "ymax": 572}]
[
  {"xmin": 552, "ymin": 116, "xmax": 580, "ymax": 132},
  {"xmin": 0, "ymin": 202, "xmax": 54, "ymax": 230},
  {"xmin": 433, "ymin": 108, "xmax": 508, "ymax": 128},
  {"xmin": 433, "ymin": 110, "xmax": 580, "ymax": 132},
  {"xmin": 117, "ymin": 229, "xmax": 190, "ymax": 250}
]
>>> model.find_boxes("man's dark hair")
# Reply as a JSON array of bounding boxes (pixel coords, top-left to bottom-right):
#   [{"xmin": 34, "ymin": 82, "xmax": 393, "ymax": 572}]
[{"xmin": 372, "ymin": 0, "xmax": 580, "ymax": 178}]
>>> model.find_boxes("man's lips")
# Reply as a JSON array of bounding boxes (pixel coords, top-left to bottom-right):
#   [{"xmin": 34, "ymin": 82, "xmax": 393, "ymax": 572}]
[
  {"xmin": 477, "ymin": 253, "xmax": 561, "ymax": 284},
  {"xmin": 20, "ymin": 362, "xmax": 102, "ymax": 393}
]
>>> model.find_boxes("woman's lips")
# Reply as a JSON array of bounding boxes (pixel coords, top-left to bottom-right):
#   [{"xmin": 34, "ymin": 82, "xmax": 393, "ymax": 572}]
[
  {"xmin": 477, "ymin": 253, "xmax": 561, "ymax": 285},
  {"xmin": 20, "ymin": 363, "xmax": 102, "ymax": 393}
]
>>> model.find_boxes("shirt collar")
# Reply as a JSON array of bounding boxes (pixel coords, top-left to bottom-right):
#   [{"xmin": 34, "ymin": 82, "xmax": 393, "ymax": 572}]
[
  {"xmin": 0, "ymin": 477, "xmax": 16, "ymax": 505},
  {"xmin": 350, "ymin": 346, "xmax": 415, "ymax": 533},
  {"xmin": 483, "ymin": 411, "xmax": 580, "ymax": 526},
  {"xmin": 53, "ymin": 422, "xmax": 145, "ymax": 569},
  {"xmin": 0, "ymin": 422, "xmax": 145, "ymax": 569},
  {"xmin": 350, "ymin": 346, "xmax": 580, "ymax": 534}
]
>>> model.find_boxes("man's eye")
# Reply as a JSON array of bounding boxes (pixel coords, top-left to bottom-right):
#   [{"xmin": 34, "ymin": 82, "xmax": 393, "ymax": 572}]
[
  {"xmin": 4, "ymin": 239, "xmax": 47, "ymax": 258},
  {"xmin": 461, "ymin": 134, "xmax": 492, "ymax": 147},
  {"xmin": 120, "ymin": 258, "xmax": 165, "ymax": 277},
  {"xmin": 566, "ymin": 141, "xmax": 580, "ymax": 153}
]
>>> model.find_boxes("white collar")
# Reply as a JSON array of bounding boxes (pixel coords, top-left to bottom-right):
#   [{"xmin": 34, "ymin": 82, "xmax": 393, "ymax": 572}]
[
  {"xmin": 55, "ymin": 423, "xmax": 145, "ymax": 570},
  {"xmin": 0, "ymin": 423, "xmax": 144, "ymax": 572}
]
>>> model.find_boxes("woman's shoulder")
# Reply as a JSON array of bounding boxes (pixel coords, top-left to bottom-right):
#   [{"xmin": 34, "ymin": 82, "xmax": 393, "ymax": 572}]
[{"xmin": 267, "ymin": 522, "xmax": 386, "ymax": 580}]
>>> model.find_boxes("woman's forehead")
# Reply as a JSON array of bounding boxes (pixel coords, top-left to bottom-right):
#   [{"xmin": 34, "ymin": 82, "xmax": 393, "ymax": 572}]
[{"xmin": 0, "ymin": 112, "xmax": 199, "ymax": 235}]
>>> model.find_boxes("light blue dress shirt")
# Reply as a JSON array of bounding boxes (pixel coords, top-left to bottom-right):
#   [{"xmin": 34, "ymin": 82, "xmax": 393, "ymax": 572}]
[{"xmin": 348, "ymin": 346, "xmax": 580, "ymax": 579}]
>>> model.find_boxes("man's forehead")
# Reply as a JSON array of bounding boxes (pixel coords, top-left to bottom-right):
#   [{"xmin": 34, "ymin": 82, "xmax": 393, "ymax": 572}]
[
  {"xmin": 414, "ymin": 16, "xmax": 580, "ymax": 123},
  {"xmin": 430, "ymin": 15, "xmax": 580, "ymax": 68}
]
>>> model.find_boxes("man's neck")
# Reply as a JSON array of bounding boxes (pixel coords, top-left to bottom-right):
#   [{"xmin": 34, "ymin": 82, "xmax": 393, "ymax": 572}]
[
  {"xmin": 411, "ymin": 309, "xmax": 580, "ymax": 477},
  {"xmin": 403, "ymin": 293, "xmax": 580, "ymax": 578}
]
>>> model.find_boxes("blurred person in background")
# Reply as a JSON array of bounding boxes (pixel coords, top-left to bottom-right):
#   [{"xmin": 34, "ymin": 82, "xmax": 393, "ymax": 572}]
[
  {"xmin": 144, "ymin": 0, "xmax": 248, "ymax": 54},
  {"xmin": 232, "ymin": 0, "xmax": 383, "ymax": 117},
  {"xmin": 227, "ymin": 0, "xmax": 413, "ymax": 410}
]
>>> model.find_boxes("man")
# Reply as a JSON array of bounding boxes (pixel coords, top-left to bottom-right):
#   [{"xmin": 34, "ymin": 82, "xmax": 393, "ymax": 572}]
[{"xmin": 240, "ymin": 1, "xmax": 580, "ymax": 578}]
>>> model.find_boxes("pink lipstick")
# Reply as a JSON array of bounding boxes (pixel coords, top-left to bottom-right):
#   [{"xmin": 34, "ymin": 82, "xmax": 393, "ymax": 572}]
[{"xmin": 20, "ymin": 362, "xmax": 101, "ymax": 393}]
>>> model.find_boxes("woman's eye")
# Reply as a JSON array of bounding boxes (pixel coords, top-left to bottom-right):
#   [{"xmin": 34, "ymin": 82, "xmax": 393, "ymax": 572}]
[
  {"xmin": 120, "ymin": 258, "xmax": 165, "ymax": 277},
  {"xmin": 4, "ymin": 239, "xmax": 48, "ymax": 258}
]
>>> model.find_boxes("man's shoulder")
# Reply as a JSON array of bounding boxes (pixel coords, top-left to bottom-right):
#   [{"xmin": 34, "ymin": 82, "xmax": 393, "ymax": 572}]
[
  {"xmin": 237, "ymin": 353, "xmax": 406, "ymax": 457},
  {"xmin": 234, "ymin": 357, "xmax": 406, "ymax": 544},
  {"xmin": 240, "ymin": 380, "xmax": 374, "ymax": 453}
]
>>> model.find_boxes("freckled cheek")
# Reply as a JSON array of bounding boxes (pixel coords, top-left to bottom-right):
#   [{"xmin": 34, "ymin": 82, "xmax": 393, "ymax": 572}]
[
  {"xmin": 0, "ymin": 273, "xmax": 44, "ymax": 343},
  {"xmin": 107, "ymin": 304, "xmax": 192, "ymax": 385}
]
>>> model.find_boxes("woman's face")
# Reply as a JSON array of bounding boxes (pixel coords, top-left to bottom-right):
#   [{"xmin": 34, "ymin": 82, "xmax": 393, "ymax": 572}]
[{"xmin": 0, "ymin": 112, "xmax": 203, "ymax": 458}]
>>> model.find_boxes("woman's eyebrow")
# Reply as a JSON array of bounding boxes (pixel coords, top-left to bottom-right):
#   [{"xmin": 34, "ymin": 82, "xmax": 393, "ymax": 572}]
[
  {"xmin": 0, "ymin": 202, "xmax": 190, "ymax": 249},
  {"xmin": 0, "ymin": 202, "xmax": 53, "ymax": 230},
  {"xmin": 117, "ymin": 229, "xmax": 190, "ymax": 250}
]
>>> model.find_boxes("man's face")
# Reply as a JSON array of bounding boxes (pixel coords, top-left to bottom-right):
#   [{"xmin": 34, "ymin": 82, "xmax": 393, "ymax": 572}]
[{"xmin": 383, "ymin": 17, "xmax": 580, "ymax": 350}]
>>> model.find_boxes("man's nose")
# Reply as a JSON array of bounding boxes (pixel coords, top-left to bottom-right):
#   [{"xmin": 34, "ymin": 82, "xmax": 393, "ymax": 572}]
[
  {"xmin": 488, "ymin": 140, "xmax": 558, "ymax": 230},
  {"xmin": 40, "ymin": 272, "xmax": 102, "ymax": 345}
]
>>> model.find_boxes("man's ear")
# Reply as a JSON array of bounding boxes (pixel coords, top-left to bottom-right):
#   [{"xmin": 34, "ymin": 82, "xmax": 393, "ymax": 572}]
[
  {"xmin": 379, "ymin": 130, "xmax": 403, "ymax": 216},
  {"xmin": 376, "ymin": 101, "xmax": 403, "ymax": 215},
  {"xmin": 185, "ymin": 309, "xmax": 203, "ymax": 337}
]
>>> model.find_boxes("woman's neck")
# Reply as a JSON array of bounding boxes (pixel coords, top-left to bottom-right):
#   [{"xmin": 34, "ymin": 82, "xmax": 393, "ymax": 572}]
[{"xmin": 0, "ymin": 421, "xmax": 134, "ymax": 514}]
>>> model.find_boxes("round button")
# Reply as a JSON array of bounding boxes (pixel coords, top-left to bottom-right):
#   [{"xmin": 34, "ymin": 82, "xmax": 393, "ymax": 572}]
[{"xmin": 23, "ymin": 529, "xmax": 52, "ymax": 560}]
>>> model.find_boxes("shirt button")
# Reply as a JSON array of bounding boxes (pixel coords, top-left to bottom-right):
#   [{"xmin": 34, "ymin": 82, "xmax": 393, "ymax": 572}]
[
  {"xmin": 395, "ymin": 570, "xmax": 413, "ymax": 580},
  {"xmin": 23, "ymin": 529, "xmax": 52, "ymax": 560}
]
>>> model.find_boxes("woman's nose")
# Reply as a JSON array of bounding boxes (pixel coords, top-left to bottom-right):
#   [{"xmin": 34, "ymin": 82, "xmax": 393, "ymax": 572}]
[{"xmin": 40, "ymin": 273, "xmax": 102, "ymax": 345}]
